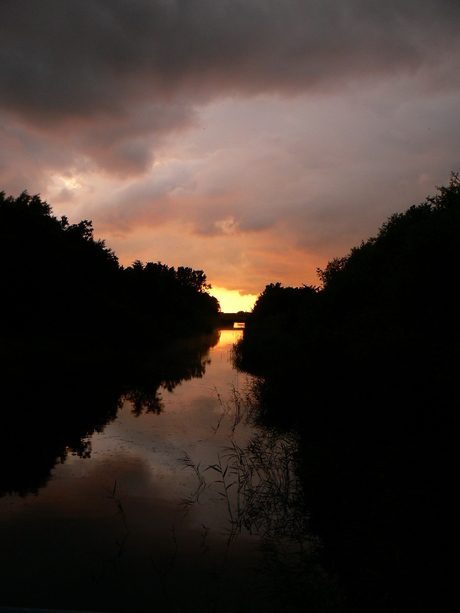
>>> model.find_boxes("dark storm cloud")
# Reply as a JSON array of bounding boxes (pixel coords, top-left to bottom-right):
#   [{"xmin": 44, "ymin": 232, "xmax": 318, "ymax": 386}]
[{"xmin": 2, "ymin": 0, "xmax": 459, "ymax": 124}]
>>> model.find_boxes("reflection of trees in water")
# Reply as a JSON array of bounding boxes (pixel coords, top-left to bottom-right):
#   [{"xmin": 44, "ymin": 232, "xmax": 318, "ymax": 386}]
[
  {"xmin": 0, "ymin": 375, "xmax": 122, "ymax": 497},
  {"xmin": 181, "ymin": 386, "xmax": 342, "ymax": 612},
  {"xmin": 217, "ymin": 433, "xmax": 340, "ymax": 612},
  {"xmin": 0, "ymin": 330, "xmax": 219, "ymax": 497},
  {"xmin": 122, "ymin": 330, "xmax": 217, "ymax": 417},
  {"xmin": 234, "ymin": 364, "xmax": 458, "ymax": 611},
  {"xmin": 124, "ymin": 388, "xmax": 165, "ymax": 416}
]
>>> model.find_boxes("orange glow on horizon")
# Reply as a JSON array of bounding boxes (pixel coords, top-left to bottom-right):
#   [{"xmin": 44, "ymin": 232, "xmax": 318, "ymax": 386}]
[{"xmin": 209, "ymin": 286, "xmax": 257, "ymax": 313}]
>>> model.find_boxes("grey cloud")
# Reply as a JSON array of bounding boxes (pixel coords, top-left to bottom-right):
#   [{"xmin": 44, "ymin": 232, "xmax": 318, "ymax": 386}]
[
  {"xmin": 53, "ymin": 186, "xmax": 76, "ymax": 203},
  {"xmin": 72, "ymin": 101, "xmax": 198, "ymax": 175},
  {"xmin": 83, "ymin": 159, "xmax": 200, "ymax": 231},
  {"xmin": 2, "ymin": 1, "xmax": 459, "ymax": 123},
  {"xmin": 88, "ymin": 170, "xmax": 280, "ymax": 237},
  {"xmin": 0, "ymin": 110, "xmax": 79, "ymax": 194},
  {"xmin": 190, "ymin": 205, "xmax": 278, "ymax": 237},
  {"xmin": 2, "ymin": 1, "xmax": 459, "ymax": 176}
]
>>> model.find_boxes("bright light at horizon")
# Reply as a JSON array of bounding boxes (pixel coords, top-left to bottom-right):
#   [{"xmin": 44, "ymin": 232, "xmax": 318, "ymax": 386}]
[{"xmin": 209, "ymin": 286, "xmax": 258, "ymax": 313}]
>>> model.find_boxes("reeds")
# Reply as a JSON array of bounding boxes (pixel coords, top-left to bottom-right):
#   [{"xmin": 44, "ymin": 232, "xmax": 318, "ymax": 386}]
[
  {"xmin": 90, "ymin": 480, "xmax": 130, "ymax": 581},
  {"xmin": 178, "ymin": 384, "xmax": 343, "ymax": 611}
]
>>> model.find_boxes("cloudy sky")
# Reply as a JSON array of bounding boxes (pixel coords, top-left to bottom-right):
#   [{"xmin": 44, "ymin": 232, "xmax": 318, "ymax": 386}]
[{"xmin": 1, "ymin": 1, "xmax": 459, "ymax": 310}]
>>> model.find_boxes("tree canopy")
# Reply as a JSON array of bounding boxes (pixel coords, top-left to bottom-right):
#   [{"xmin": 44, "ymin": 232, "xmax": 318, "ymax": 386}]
[
  {"xmin": 0, "ymin": 190, "xmax": 219, "ymax": 346},
  {"xmin": 234, "ymin": 174, "xmax": 460, "ymax": 611},
  {"xmin": 237, "ymin": 172, "xmax": 460, "ymax": 400}
]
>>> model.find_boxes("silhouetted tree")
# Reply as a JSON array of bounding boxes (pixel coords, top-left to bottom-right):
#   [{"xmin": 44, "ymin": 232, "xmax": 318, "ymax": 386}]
[
  {"xmin": 0, "ymin": 191, "xmax": 219, "ymax": 346},
  {"xmin": 234, "ymin": 173, "xmax": 460, "ymax": 612}
]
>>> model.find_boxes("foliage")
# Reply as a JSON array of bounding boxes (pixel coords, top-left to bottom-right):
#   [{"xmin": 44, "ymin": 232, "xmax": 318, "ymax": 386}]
[
  {"xmin": 234, "ymin": 173, "xmax": 460, "ymax": 611},
  {"xmin": 0, "ymin": 190, "xmax": 219, "ymax": 347},
  {"xmin": 237, "ymin": 172, "xmax": 460, "ymax": 407}
]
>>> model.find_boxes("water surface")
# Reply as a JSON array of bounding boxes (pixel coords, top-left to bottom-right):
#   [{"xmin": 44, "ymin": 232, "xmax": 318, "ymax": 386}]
[{"xmin": 0, "ymin": 329, "xmax": 267, "ymax": 612}]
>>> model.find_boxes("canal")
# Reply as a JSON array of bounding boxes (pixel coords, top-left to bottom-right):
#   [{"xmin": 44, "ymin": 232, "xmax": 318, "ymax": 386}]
[{"xmin": 0, "ymin": 329, "xmax": 284, "ymax": 612}]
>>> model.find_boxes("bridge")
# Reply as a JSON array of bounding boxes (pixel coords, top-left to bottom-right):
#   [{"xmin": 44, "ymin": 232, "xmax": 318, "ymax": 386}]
[{"xmin": 217, "ymin": 312, "xmax": 250, "ymax": 328}]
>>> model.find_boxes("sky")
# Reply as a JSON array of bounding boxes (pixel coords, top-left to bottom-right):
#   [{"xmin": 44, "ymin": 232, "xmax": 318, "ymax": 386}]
[{"xmin": 1, "ymin": 1, "xmax": 460, "ymax": 312}]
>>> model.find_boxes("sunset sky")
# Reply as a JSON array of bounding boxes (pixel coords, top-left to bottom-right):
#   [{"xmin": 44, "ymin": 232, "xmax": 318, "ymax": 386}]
[{"xmin": 1, "ymin": 1, "xmax": 459, "ymax": 311}]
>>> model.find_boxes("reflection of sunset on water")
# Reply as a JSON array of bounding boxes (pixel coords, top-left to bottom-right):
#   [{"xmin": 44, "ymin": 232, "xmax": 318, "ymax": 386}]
[{"xmin": 0, "ymin": 328, "xmax": 262, "ymax": 612}]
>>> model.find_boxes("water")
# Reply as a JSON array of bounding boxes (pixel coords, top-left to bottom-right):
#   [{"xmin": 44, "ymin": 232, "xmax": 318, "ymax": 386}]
[{"xmin": 0, "ymin": 329, "xmax": 267, "ymax": 612}]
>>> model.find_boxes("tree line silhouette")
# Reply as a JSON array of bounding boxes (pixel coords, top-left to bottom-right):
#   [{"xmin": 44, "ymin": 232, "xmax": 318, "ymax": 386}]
[
  {"xmin": 0, "ymin": 190, "xmax": 220, "ymax": 496},
  {"xmin": 0, "ymin": 190, "xmax": 219, "ymax": 349},
  {"xmin": 234, "ymin": 173, "xmax": 460, "ymax": 611}
]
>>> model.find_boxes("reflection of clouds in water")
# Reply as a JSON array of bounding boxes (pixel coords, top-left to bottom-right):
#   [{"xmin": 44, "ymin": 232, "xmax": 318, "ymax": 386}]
[
  {"xmin": 0, "ymin": 328, "xmax": 269, "ymax": 611},
  {"xmin": 59, "ymin": 328, "xmax": 248, "ymax": 509}
]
